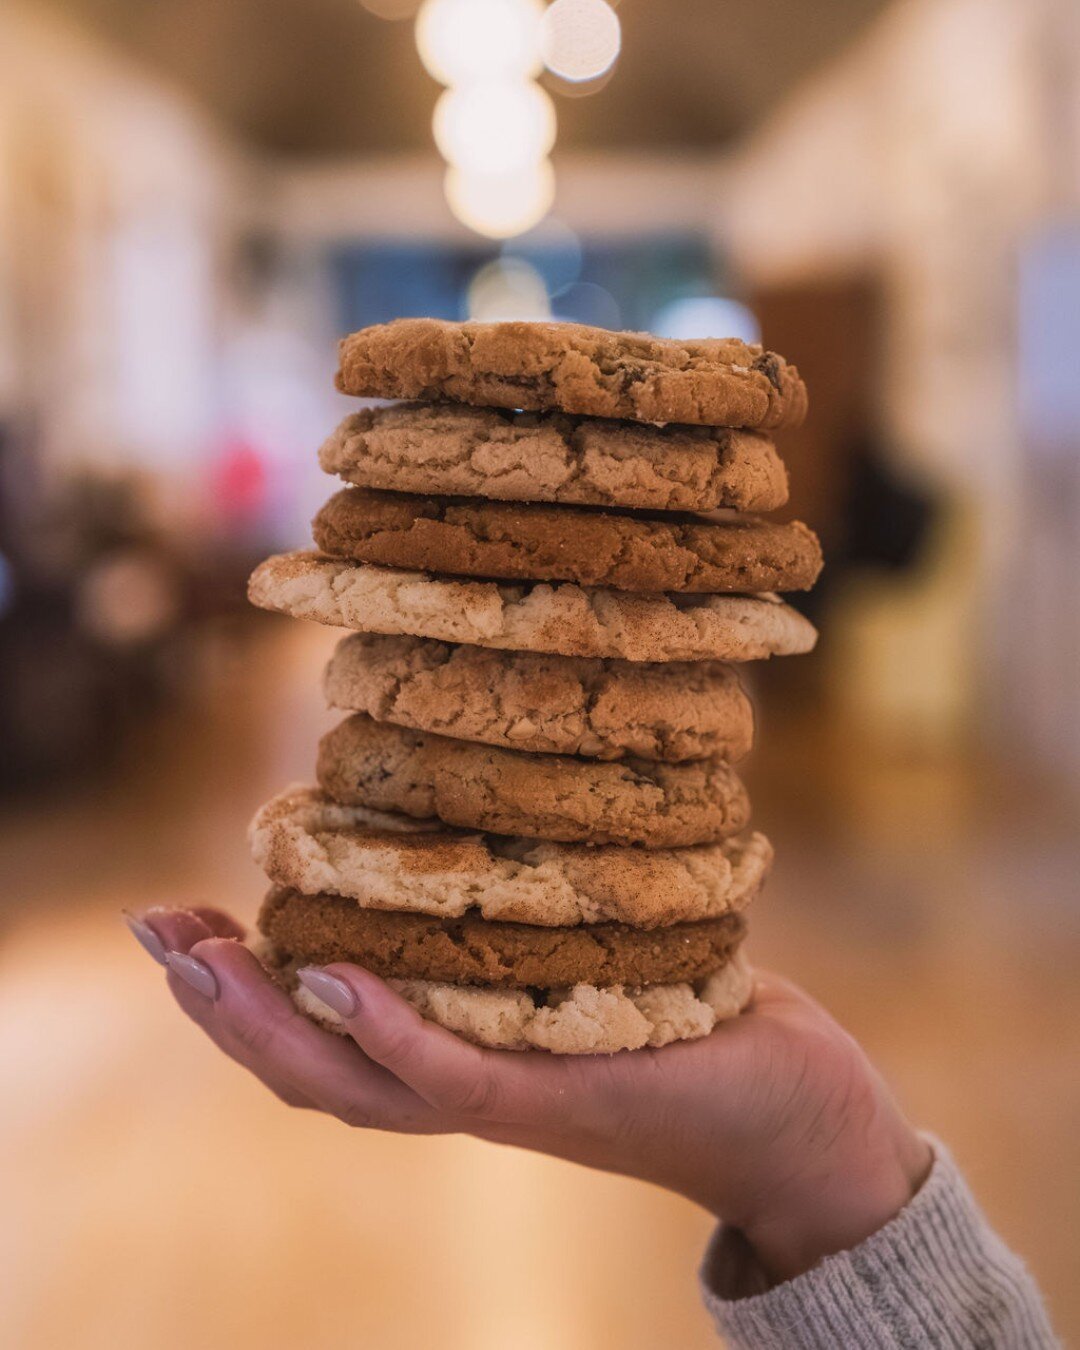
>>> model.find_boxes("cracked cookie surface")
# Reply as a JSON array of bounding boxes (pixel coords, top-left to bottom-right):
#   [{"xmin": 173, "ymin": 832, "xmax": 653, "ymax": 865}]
[
  {"xmin": 317, "ymin": 714, "xmax": 750, "ymax": 847},
  {"xmin": 259, "ymin": 887, "xmax": 746, "ymax": 988},
  {"xmin": 249, "ymin": 786, "xmax": 771, "ymax": 928},
  {"xmin": 319, "ymin": 404, "xmax": 789, "ymax": 513},
  {"xmin": 323, "ymin": 632, "xmax": 754, "ymax": 762},
  {"xmin": 335, "ymin": 319, "xmax": 807, "ymax": 429},
  {"xmin": 248, "ymin": 552, "xmax": 818, "ymax": 662},
  {"xmin": 313, "ymin": 489, "xmax": 822, "ymax": 594}
]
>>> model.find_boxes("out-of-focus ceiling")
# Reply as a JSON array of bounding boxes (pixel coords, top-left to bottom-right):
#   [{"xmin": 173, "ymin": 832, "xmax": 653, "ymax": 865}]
[{"xmin": 41, "ymin": 0, "xmax": 890, "ymax": 156}]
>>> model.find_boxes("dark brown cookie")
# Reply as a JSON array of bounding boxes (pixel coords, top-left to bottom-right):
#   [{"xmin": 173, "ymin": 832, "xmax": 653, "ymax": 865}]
[
  {"xmin": 312, "ymin": 489, "xmax": 823, "ymax": 594},
  {"xmin": 335, "ymin": 319, "xmax": 808, "ymax": 429},
  {"xmin": 316, "ymin": 714, "xmax": 751, "ymax": 848},
  {"xmin": 258, "ymin": 887, "xmax": 747, "ymax": 988}
]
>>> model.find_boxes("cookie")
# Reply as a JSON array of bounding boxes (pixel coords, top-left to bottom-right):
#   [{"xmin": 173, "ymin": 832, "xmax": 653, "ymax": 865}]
[
  {"xmin": 317, "ymin": 714, "xmax": 750, "ymax": 848},
  {"xmin": 267, "ymin": 946, "xmax": 754, "ymax": 1053},
  {"xmin": 312, "ymin": 489, "xmax": 823, "ymax": 594},
  {"xmin": 319, "ymin": 404, "xmax": 789, "ymax": 513},
  {"xmin": 323, "ymin": 633, "xmax": 754, "ymax": 762},
  {"xmin": 335, "ymin": 320, "xmax": 808, "ymax": 429},
  {"xmin": 249, "ymin": 786, "xmax": 772, "ymax": 928},
  {"xmin": 259, "ymin": 887, "xmax": 746, "ymax": 989},
  {"xmin": 248, "ymin": 553, "xmax": 818, "ymax": 662}
]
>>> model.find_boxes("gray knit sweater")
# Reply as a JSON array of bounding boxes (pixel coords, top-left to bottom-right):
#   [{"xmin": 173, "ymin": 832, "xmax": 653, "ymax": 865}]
[{"xmin": 700, "ymin": 1142, "xmax": 1059, "ymax": 1348}]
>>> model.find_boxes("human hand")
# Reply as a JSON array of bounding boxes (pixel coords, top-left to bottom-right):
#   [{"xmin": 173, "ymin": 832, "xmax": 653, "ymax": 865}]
[{"xmin": 128, "ymin": 906, "xmax": 931, "ymax": 1285}]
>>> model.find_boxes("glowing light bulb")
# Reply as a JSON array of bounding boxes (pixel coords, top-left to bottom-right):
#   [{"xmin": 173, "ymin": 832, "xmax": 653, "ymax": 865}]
[
  {"xmin": 434, "ymin": 80, "xmax": 556, "ymax": 175},
  {"xmin": 416, "ymin": 0, "xmax": 544, "ymax": 86},
  {"xmin": 541, "ymin": 0, "xmax": 621, "ymax": 82},
  {"xmin": 445, "ymin": 159, "xmax": 555, "ymax": 239}
]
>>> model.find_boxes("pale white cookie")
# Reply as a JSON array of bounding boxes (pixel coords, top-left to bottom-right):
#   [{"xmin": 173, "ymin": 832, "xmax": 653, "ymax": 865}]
[
  {"xmin": 248, "ymin": 552, "xmax": 817, "ymax": 663},
  {"xmin": 249, "ymin": 785, "xmax": 772, "ymax": 929},
  {"xmin": 289, "ymin": 952, "xmax": 755, "ymax": 1053}
]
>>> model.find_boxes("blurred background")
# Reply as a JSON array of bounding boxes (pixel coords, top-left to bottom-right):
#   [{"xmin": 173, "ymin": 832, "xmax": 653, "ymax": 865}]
[{"xmin": 1, "ymin": 0, "xmax": 1078, "ymax": 1345}]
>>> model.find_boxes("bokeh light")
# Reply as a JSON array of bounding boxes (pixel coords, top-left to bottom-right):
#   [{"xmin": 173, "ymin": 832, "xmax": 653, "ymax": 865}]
[
  {"xmin": 467, "ymin": 257, "xmax": 552, "ymax": 320},
  {"xmin": 541, "ymin": 0, "xmax": 621, "ymax": 83},
  {"xmin": 503, "ymin": 217, "xmax": 583, "ymax": 295},
  {"xmin": 445, "ymin": 159, "xmax": 555, "ymax": 238},
  {"xmin": 434, "ymin": 80, "xmax": 556, "ymax": 175},
  {"xmin": 552, "ymin": 279, "xmax": 621, "ymax": 329},
  {"xmin": 416, "ymin": 0, "xmax": 544, "ymax": 86},
  {"xmin": 651, "ymin": 295, "xmax": 762, "ymax": 344}
]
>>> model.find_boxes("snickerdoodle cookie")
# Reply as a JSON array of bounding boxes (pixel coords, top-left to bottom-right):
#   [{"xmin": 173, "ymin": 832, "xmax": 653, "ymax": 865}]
[
  {"xmin": 248, "ymin": 553, "xmax": 818, "ymax": 662},
  {"xmin": 261, "ymin": 942, "xmax": 754, "ymax": 1053},
  {"xmin": 249, "ymin": 786, "xmax": 772, "ymax": 928}
]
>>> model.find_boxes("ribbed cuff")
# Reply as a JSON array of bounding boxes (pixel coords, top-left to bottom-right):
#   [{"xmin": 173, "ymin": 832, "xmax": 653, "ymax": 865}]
[{"xmin": 700, "ymin": 1138, "xmax": 1059, "ymax": 1349}]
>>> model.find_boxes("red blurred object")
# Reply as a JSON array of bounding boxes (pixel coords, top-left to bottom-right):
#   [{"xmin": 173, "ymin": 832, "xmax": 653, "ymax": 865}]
[{"xmin": 209, "ymin": 438, "xmax": 268, "ymax": 525}]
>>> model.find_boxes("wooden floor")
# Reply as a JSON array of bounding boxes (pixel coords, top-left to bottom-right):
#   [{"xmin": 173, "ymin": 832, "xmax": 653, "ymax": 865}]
[{"xmin": 1, "ymin": 618, "xmax": 1077, "ymax": 1349}]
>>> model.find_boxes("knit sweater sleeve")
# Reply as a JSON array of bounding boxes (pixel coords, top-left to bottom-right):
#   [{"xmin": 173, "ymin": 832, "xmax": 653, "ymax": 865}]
[{"xmin": 699, "ymin": 1140, "xmax": 1059, "ymax": 1349}]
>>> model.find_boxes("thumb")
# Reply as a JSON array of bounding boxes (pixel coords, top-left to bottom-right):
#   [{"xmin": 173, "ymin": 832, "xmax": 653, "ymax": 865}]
[{"xmin": 295, "ymin": 964, "xmax": 555, "ymax": 1126}]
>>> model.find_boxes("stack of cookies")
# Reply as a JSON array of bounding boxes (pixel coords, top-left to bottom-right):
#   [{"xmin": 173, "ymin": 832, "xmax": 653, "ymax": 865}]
[{"xmin": 246, "ymin": 319, "xmax": 820, "ymax": 1055}]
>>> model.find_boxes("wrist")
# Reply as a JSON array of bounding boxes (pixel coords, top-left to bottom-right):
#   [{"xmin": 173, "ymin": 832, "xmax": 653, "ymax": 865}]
[{"xmin": 739, "ymin": 1123, "xmax": 932, "ymax": 1285}]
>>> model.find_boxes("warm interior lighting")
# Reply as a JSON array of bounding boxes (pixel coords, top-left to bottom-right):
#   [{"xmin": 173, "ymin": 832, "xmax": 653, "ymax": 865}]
[
  {"xmin": 541, "ymin": 0, "xmax": 621, "ymax": 83},
  {"xmin": 445, "ymin": 159, "xmax": 555, "ymax": 238},
  {"xmin": 467, "ymin": 258, "xmax": 552, "ymax": 320},
  {"xmin": 359, "ymin": 0, "xmax": 420, "ymax": 19},
  {"xmin": 415, "ymin": 0, "xmax": 544, "ymax": 86},
  {"xmin": 434, "ymin": 80, "xmax": 556, "ymax": 175}
]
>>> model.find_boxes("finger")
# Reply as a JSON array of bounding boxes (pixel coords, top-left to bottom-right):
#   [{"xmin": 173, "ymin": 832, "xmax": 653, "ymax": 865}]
[
  {"xmin": 167, "ymin": 939, "xmax": 440, "ymax": 1133},
  {"xmin": 126, "ymin": 906, "xmax": 243, "ymax": 964},
  {"xmin": 186, "ymin": 907, "xmax": 247, "ymax": 941},
  {"xmin": 154, "ymin": 930, "xmax": 313, "ymax": 1108},
  {"xmin": 302, "ymin": 964, "xmax": 577, "ymax": 1128}
]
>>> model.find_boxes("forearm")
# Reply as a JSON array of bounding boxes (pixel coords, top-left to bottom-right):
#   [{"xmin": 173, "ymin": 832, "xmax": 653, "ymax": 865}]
[{"xmin": 700, "ymin": 1139, "xmax": 1059, "ymax": 1349}]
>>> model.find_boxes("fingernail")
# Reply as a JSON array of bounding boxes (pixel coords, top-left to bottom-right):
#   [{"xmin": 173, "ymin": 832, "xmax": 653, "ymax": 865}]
[
  {"xmin": 124, "ymin": 912, "xmax": 167, "ymax": 966},
  {"xmin": 298, "ymin": 968, "xmax": 357, "ymax": 1018},
  {"xmin": 166, "ymin": 952, "xmax": 219, "ymax": 1000}
]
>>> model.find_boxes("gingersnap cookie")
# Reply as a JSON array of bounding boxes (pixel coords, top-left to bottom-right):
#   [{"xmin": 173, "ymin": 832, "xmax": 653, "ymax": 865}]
[
  {"xmin": 250, "ymin": 786, "xmax": 771, "ymax": 929},
  {"xmin": 248, "ymin": 553, "xmax": 818, "ymax": 663},
  {"xmin": 259, "ymin": 886, "xmax": 746, "ymax": 989},
  {"xmin": 312, "ymin": 489, "xmax": 823, "ymax": 595},
  {"xmin": 317, "ymin": 714, "xmax": 750, "ymax": 848},
  {"xmin": 324, "ymin": 633, "xmax": 754, "ymax": 762},
  {"xmin": 319, "ymin": 404, "xmax": 789, "ymax": 513},
  {"xmin": 335, "ymin": 320, "xmax": 807, "ymax": 430},
  {"xmin": 264, "ymin": 943, "xmax": 754, "ymax": 1053}
]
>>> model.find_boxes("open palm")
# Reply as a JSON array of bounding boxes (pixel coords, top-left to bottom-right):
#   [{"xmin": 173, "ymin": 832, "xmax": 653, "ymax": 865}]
[{"xmin": 132, "ymin": 905, "xmax": 929, "ymax": 1284}]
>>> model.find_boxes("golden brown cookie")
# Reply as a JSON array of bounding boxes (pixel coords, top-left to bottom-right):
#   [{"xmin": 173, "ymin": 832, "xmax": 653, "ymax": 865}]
[
  {"xmin": 258, "ymin": 887, "xmax": 746, "ymax": 989},
  {"xmin": 323, "ymin": 632, "xmax": 754, "ymax": 762},
  {"xmin": 249, "ymin": 786, "xmax": 772, "ymax": 929},
  {"xmin": 262, "ymin": 941, "xmax": 754, "ymax": 1053},
  {"xmin": 312, "ymin": 489, "xmax": 823, "ymax": 594},
  {"xmin": 319, "ymin": 404, "xmax": 789, "ymax": 513},
  {"xmin": 248, "ymin": 553, "xmax": 819, "ymax": 662},
  {"xmin": 335, "ymin": 320, "xmax": 808, "ymax": 429},
  {"xmin": 317, "ymin": 714, "xmax": 750, "ymax": 847}
]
